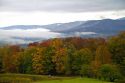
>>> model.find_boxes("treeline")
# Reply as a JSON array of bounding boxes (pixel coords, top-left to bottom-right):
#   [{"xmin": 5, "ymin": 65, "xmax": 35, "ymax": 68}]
[{"xmin": 0, "ymin": 32, "xmax": 125, "ymax": 82}]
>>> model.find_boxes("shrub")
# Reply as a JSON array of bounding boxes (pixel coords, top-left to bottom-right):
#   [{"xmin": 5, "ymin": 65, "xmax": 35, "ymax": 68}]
[
  {"xmin": 80, "ymin": 65, "xmax": 93, "ymax": 77},
  {"xmin": 99, "ymin": 64, "xmax": 121, "ymax": 82},
  {"xmin": 116, "ymin": 79, "xmax": 125, "ymax": 83}
]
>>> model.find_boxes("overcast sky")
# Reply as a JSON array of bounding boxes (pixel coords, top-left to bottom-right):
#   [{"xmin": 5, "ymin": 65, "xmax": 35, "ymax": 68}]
[
  {"xmin": 1, "ymin": 0, "xmax": 125, "ymax": 12},
  {"xmin": 0, "ymin": 0, "xmax": 125, "ymax": 27}
]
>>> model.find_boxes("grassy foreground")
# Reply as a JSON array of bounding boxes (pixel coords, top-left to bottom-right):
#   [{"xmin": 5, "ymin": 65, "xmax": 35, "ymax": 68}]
[
  {"xmin": 0, "ymin": 74, "xmax": 112, "ymax": 83},
  {"xmin": 35, "ymin": 78, "xmax": 112, "ymax": 83}
]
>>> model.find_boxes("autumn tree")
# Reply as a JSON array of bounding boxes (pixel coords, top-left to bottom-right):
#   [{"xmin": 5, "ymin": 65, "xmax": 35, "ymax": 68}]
[
  {"xmin": 2, "ymin": 46, "xmax": 20, "ymax": 73},
  {"xmin": 51, "ymin": 38, "xmax": 63, "ymax": 49},
  {"xmin": 32, "ymin": 47, "xmax": 44, "ymax": 74},
  {"xmin": 32, "ymin": 46, "xmax": 55, "ymax": 75},
  {"xmin": 91, "ymin": 45, "xmax": 112, "ymax": 77},
  {"xmin": 108, "ymin": 32, "xmax": 125, "ymax": 75},
  {"xmin": 52, "ymin": 48, "xmax": 68, "ymax": 74},
  {"xmin": 95, "ymin": 45, "xmax": 112, "ymax": 65},
  {"xmin": 64, "ymin": 43, "xmax": 76, "ymax": 75},
  {"xmin": 19, "ymin": 47, "xmax": 37, "ymax": 74},
  {"xmin": 0, "ymin": 47, "xmax": 4, "ymax": 73},
  {"xmin": 72, "ymin": 48, "xmax": 93, "ymax": 75},
  {"xmin": 42, "ymin": 46, "xmax": 55, "ymax": 75}
]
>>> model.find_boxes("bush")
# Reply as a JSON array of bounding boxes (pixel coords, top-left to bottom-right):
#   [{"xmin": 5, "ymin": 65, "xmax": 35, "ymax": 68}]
[
  {"xmin": 80, "ymin": 65, "xmax": 93, "ymax": 77},
  {"xmin": 99, "ymin": 64, "xmax": 121, "ymax": 82},
  {"xmin": 116, "ymin": 79, "xmax": 125, "ymax": 83}
]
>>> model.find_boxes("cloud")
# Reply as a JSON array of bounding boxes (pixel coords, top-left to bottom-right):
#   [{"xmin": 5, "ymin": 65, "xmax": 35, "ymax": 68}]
[
  {"xmin": 0, "ymin": 0, "xmax": 125, "ymax": 12},
  {"xmin": 1, "ymin": 11, "xmax": 125, "ymax": 27},
  {"xmin": 75, "ymin": 32, "xmax": 97, "ymax": 36},
  {"xmin": 0, "ymin": 28, "xmax": 61, "ymax": 44},
  {"xmin": 0, "ymin": 27, "xmax": 99, "ymax": 44}
]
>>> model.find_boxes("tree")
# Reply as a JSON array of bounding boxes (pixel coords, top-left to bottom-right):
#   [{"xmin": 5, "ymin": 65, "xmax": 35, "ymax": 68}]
[
  {"xmin": 19, "ymin": 47, "xmax": 37, "ymax": 74},
  {"xmin": 91, "ymin": 45, "xmax": 112, "ymax": 77},
  {"xmin": 51, "ymin": 38, "xmax": 63, "ymax": 49},
  {"xmin": 52, "ymin": 48, "xmax": 68, "ymax": 74},
  {"xmin": 32, "ymin": 47, "xmax": 44, "ymax": 74},
  {"xmin": 41, "ymin": 46, "xmax": 55, "ymax": 75},
  {"xmin": 2, "ymin": 46, "xmax": 18, "ymax": 73},
  {"xmin": 72, "ymin": 48, "xmax": 93, "ymax": 75},
  {"xmin": 64, "ymin": 43, "xmax": 76, "ymax": 75},
  {"xmin": 108, "ymin": 32, "xmax": 125, "ymax": 75},
  {"xmin": 0, "ymin": 47, "xmax": 4, "ymax": 73},
  {"xmin": 95, "ymin": 45, "xmax": 112, "ymax": 65}
]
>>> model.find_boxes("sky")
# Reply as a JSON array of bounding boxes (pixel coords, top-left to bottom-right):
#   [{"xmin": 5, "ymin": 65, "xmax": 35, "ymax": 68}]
[
  {"xmin": 0, "ymin": 0, "xmax": 125, "ymax": 44},
  {"xmin": 0, "ymin": 0, "xmax": 125, "ymax": 27}
]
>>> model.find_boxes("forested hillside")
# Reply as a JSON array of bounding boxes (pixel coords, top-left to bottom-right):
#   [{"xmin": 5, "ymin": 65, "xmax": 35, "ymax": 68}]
[{"xmin": 0, "ymin": 32, "xmax": 125, "ymax": 82}]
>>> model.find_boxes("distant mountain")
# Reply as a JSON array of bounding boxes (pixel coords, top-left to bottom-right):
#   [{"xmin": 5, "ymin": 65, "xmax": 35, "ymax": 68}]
[
  {"xmin": 43, "ymin": 19, "xmax": 125, "ymax": 37},
  {"xmin": 0, "ymin": 25, "xmax": 43, "ymax": 30},
  {"xmin": 1, "ymin": 18, "xmax": 125, "ymax": 36},
  {"xmin": 0, "ymin": 17, "xmax": 125, "ymax": 44},
  {"xmin": 43, "ymin": 21, "xmax": 86, "ymax": 32}
]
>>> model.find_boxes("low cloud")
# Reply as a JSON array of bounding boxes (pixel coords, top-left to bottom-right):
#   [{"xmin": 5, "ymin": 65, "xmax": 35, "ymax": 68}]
[
  {"xmin": 0, "ymin": 28, "xmax": 61, "ymax": 44},
  {"xmin": 75, "ymin": 32, "xmax": 97, "ymax": 36},
  {"xmin": 0, "ymin": 27, "xmax": 98, "ymax": 44}
]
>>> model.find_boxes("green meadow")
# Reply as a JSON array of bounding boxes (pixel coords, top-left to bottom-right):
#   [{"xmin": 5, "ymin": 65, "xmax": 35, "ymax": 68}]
[
  {"xmin": 0, "ymin": 74, "xmax": 112, "ymax": 83},
  {"xmin": 35, "ymin": 78, "xmax": 112, "ymax": 83}
]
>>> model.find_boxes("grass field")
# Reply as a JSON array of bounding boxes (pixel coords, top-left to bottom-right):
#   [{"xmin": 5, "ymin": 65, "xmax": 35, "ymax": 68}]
[
  {"xmin": 0, "ymin": 74, "xmax": 112, "ymax": 83},
  {"xmin": 35, "ymin": 78, "xmax": 112, "ymax": 83}
]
